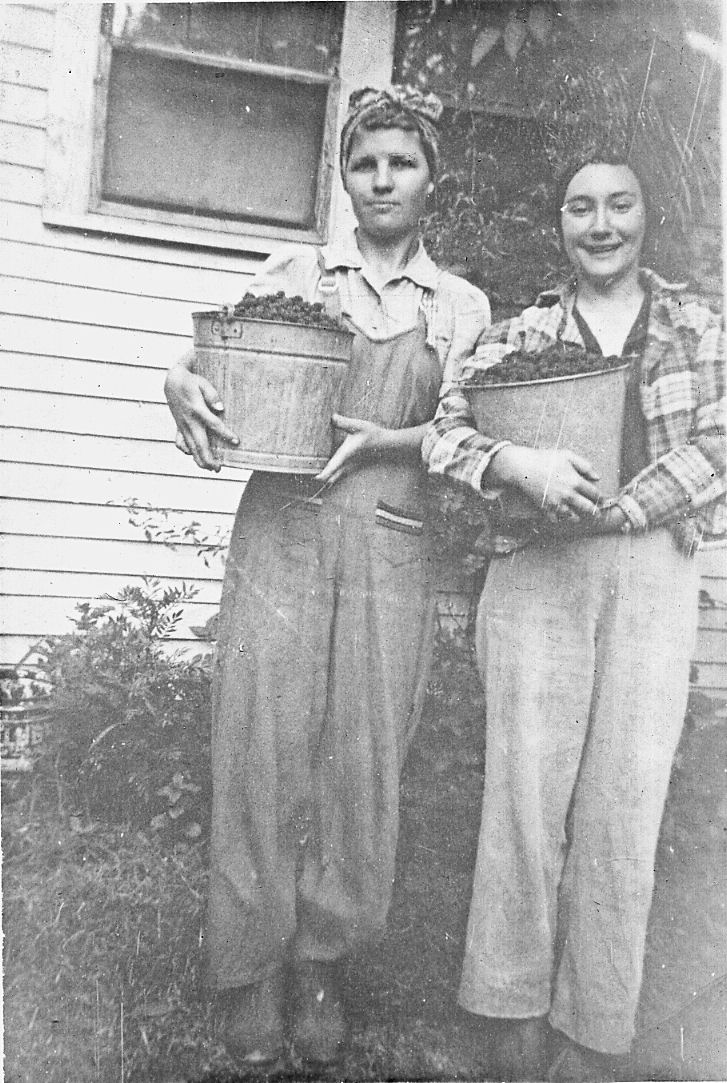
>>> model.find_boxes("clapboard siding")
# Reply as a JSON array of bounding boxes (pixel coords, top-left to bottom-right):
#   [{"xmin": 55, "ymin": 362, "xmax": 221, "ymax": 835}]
[
  {"xmin": 1, "ymin": 427, "xmax": 249, "ymax": 481},
  {"xmin": 1, "ymin": 534, "xmax": 228, "ymax": 581},
  {"xmin": 2, "ymin": 42, "xmax": 52, "ymax": 90},
  {"xmin": 0, "ymin": 82, "xmax": 47, "ymax": 127},
  {"xmin": 3, "ymin": 388, "xmax": 178, "ymax": 442},
  {"xmin": 0, "ymin": 119, "xmax": 44, "ymax": 168},
  {"xmin": 1, "ymin": 497, "xmax": 232, "ymax": 547},
  {"xmin": 1, "ymin": 3, "xmax": 54, "ymax": 51},
  {"xmin": 2, "ymin": 460, "xmax": 244, "ymax": 514},
  {"xmin": 0, "ymin": 313, "xmax": 191, "ymax": 367},
  {"xmin": 4, "ymin": 239, "xmax": 250, "ymax": 305},
  {"xmin": 0, "ymin": 162, "xmax": 42, "ymax": 204},
  {"xmin": 0, "ymin": 355, "xmax": 167, "ymax": 402},
  {"xmin": 4, "ymin": 276, "xmax": 205, "ymax": 336},
  {"xmin": 1, "ymin": 568, "xmax": 224, "ymax": 605},
  {"xmin": 0, "ymin": 204, "xmax": 267, "ymax": 275}
]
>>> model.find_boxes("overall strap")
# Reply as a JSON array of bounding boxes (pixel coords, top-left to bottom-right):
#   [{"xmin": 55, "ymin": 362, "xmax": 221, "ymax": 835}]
[{"xmin": 316, "ymin": 249, "xmax": 343, "ymax": 321}]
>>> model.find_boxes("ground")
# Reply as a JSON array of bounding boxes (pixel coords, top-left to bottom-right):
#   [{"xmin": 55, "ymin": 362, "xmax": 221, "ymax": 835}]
[{"xmin": 3, "ymin": 677, "xmax": 726, "ymax": 1083}]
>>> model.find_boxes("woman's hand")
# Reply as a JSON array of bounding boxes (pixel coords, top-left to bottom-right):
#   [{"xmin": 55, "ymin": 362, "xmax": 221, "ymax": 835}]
[
  {"xmin": 490, "ymin": 445, "xmax": 602, "ymax": 522},
  {"xmin": 164, "ymin": 364, "xmax": 239, "ymax": 472},
  {"xmin": 315, "ymin": 415, "xmax": 392, "ymax": 486}
]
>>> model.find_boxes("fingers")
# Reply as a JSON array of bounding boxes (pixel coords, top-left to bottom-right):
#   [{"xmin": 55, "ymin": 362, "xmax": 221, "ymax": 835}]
[
  {"xmin": 566, "ymin": 451, "xmax": 600, "ymax": 483},
  {"xmin": 198, "ymin": 377, "xmax": 225, "ymax": 414},
  {"xmin": 175, "ymin": 430, "xmax": 192, "ymax": 455},
  {"xmin": 315, "ymin": 443, "xmax": 348, "ymax": 485},
  {"xmin": 330, "ymin": 414, "xmax": 372, "ymax": 435}
]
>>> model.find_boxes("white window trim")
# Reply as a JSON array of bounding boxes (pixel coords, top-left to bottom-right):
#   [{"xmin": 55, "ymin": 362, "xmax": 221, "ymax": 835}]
[{"xmin": 43, "ymin": 2, "xmax": 397, "ymax": 255}]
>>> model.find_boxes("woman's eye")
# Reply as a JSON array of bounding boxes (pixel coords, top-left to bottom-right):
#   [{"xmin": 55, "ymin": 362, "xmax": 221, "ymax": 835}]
[
  {"xmin": 613, "ymin": 202, "xmax": 635, "ymax": 213},
  {"xmin": 566, "ymin": 203, "xmax": 590, "ymax": 217}
]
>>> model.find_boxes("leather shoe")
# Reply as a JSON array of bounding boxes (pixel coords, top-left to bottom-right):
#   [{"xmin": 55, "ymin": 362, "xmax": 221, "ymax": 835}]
[
  {"xmin": 292, "ymin": 961, "xmax": 348, "ymax": 1065},
  {"xmin": 219, "ymin": 972, "xmax": 285, "ymax": 1065}
]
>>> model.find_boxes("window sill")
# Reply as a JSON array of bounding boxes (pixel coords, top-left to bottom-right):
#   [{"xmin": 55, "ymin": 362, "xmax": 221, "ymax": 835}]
[{"xmin": 41, "ymin": 205, "xmax": 325, "ymax": 256}]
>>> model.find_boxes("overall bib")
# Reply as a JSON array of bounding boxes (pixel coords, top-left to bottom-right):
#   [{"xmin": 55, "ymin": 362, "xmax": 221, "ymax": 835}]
[{"xmin": 206, "ymin": 288, "xmax": 441, "ymax": 990}]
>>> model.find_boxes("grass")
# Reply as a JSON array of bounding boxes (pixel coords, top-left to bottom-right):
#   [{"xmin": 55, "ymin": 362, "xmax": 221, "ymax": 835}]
[{"xmin": 4, "ymin": 677, "xmax": 727, "ymax": 1082}]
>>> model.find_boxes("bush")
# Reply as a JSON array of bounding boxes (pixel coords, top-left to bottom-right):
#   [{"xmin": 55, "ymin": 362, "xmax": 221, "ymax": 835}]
[{"xmin": 33, "ymin": 580, "xmax": 212, "ymax": 842}]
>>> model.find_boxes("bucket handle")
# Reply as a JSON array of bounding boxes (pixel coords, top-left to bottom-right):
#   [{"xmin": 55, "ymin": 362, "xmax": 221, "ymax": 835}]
[{"xmin": 211, "ymin": 304, "xmax": 242, "ymax": 339}]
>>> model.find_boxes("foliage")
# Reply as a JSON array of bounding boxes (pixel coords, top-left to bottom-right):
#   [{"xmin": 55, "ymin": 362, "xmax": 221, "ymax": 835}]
[
  {"xmin": 121, "ymin": 497, "xmax": 229, "ymax": 569},
  {"xmin": 396, "ymin": 0, "xmax": 721, "ymax": 309},
  {"xmin": 31, "ymin": 579, "xmax": 212, "ymax": 840}
]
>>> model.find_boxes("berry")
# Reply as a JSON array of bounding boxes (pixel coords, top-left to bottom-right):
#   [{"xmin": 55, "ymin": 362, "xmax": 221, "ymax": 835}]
[
  {"xmin": 231, "ymin": 291, "xmax": 345, "ymax": 330},
  {"xmin": 465, "ymin": 343, "xmax": 629, "ymax": 385}
]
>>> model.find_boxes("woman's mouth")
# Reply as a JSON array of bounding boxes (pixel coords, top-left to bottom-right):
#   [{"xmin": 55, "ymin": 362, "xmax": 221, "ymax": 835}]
[{"xmin": 583, "ymin": 242, "xmax": 622, "ymax": 256}]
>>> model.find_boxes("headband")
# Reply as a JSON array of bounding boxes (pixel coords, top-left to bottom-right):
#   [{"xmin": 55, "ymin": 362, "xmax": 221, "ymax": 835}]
[{"xmin": 339, "ymin": 85, "xmax": 443, "ymax": 178}]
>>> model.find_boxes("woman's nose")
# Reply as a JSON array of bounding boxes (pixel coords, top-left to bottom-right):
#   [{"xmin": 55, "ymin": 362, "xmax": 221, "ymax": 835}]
[
  {"xmin": 372, "ymin": 166, "xmax": 393, "ymax": 190},
  {"xmin": 590, "ymin": 204, "xmax": 611, "ymax": 233}
]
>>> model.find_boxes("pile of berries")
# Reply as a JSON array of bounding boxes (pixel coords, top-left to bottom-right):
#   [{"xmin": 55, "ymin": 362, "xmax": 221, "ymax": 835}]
[
  {"xmin": 466, "ymin": 343, "xmax": 628, "ymax": 385},
  {"xmin": 232, "ymin": 291, "xmax": 344, "ymax": 330}
]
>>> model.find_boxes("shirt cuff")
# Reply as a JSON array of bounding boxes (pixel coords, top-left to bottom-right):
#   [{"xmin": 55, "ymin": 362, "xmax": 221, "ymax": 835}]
[
  {"xmin": 477, "ymin": 440, "xmax": 513, "ymax": 499},
  {"xmin": 615, "ymin": 493, "xmax": 649, "ymax": 532}
]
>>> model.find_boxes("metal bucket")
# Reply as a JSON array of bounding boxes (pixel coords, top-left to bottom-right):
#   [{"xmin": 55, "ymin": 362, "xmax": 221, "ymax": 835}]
[
  {"xmin": 192, "ymin": 311, "xmax": 354, "ymax": 473},
  {"xmin": 462, "ymin": 363, "xmax": 630, "ymax": 519}
]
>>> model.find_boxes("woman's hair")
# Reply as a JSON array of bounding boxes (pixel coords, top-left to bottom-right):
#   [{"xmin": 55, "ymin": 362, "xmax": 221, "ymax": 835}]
[
  {"xmin": 339, "ymin": 85, "xmax": 443, "ymax": 180},
  {"xmin": 554, "ymin": 151, "xmax": 654, "ymax": 246}
]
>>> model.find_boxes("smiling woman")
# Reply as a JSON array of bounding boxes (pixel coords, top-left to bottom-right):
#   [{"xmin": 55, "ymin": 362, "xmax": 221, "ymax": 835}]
[{"xmin": 423, "ymin": 151, "xmax": 725, "ymax": 1080}]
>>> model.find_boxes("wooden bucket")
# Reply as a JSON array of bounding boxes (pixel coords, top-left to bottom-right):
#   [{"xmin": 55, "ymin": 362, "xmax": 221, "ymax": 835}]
[
  {"xmin": 192, "ymin": 311, "xmax": 353, "ymax": 473},
  {"xmin": 462, "ymin": 363, "xmax": 629, "ymax": 519}
]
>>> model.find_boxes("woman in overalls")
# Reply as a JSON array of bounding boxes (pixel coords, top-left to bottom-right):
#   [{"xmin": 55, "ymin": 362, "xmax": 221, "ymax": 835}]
[
  {"xmin": 424, "ymin": 152, "xmax": 725, "ymax": 1081},
  {"xmin": 165, "ymin": 85, "xmax": 491, "ymax": 1067}
]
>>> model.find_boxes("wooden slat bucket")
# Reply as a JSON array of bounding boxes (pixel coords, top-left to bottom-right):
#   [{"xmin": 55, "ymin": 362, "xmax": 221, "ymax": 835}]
[
  {"xmin": 192, "ymin": 311, "xmax": 354, "ymax": 473},
  {"xmin": 462, "ymin": 364, "xmax": 629, "ymax": 519}
]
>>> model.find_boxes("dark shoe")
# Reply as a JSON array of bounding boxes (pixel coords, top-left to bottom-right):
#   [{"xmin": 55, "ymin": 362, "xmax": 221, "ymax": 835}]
[
  {"xmin": 547, "ymin": 1037, "xmax": 620, "ymax": 1082},
  {"xmin": 219, "ymin": 973, "xmax": 285, "ymax": 1065},
  {"xmin": 486, "ymin": 1016, "xmax": 550, "ymax": 1081},
  {"xmin": 292, "ymin": 961, "xmax": 348, "ymax": 1065}
]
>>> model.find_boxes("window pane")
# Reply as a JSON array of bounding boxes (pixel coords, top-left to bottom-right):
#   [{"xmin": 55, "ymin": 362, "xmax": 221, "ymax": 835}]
[
  {"xmin": 102, "ymin": 50, "xmax": 327, "ymax": 228},
  {"xmin": 108, "ymin": 2, "xmax": 343, "ymax": 74}
]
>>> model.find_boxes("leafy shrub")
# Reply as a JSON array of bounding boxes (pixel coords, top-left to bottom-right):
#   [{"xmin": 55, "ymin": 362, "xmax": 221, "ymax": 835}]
[{"xmin": 33, "ymin": 579, "xmax": 212, "ymax": 841}]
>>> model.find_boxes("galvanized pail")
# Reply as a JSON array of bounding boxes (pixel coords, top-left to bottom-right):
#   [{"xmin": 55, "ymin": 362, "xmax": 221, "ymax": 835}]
[
  {"xmin": 462, "ymin": 363, "xmax": 630, "ymax": 519},
  {"xmin": 192, "ymin": 311, "xmax": 353, "ymax": 473}
]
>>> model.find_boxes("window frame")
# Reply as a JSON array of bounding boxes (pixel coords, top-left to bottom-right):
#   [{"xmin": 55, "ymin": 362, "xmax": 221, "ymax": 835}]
[{"xmin": 44, "ymin": 2, "xmax": 394, "ymax": 254}]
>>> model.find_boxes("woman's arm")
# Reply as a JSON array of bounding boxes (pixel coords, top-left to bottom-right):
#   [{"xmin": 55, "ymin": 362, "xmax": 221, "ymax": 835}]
[
  {"xmin": 164, "ymin": 246, "xmax": 319, "ymax": 472},
  {"xmin": 612, "ymin": 315, "xmax": 726, "ymax": 533},
  {"xmin": 316, "ymin": 416, "xmax": 427, "ymax": 486},
  {"xmin": 423, "ymin": 306, "xmax": 602, "ymax": 518},
  {"xmin": 164, "ymin": 351, "xmax": 239, "ymax": 472}
]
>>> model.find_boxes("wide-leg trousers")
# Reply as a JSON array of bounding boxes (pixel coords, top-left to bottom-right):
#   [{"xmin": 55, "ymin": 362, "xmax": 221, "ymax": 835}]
[
  {"xmin": 206, "ymin": 468, "xmax": 435, "ymax": 990},
  {"xmin": 458, "ymin": 529, "xmax": 700, "ymax": 1053}
]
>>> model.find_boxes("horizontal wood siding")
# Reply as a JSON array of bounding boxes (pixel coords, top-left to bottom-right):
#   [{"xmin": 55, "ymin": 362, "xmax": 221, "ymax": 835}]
[
  {"xmin": 0, "ymin": 3, "xmax": 257, "ymax": 658},
  {"xmin": 0, "ymin": 2, "xmax": 725, "ymax": 699}
]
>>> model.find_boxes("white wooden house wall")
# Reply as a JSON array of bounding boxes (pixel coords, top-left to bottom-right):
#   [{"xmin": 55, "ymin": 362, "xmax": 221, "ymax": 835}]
[{"xmin": 0, "ymin": 1, "xmax": 725, "ymax": 695}]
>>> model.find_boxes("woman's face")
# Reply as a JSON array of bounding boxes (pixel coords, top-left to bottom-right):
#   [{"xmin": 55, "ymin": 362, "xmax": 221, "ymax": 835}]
[
  {"xmin": 561, "ymin": 163, "xmax": 646, "ymax": 288},
  {"xmin": 343, "ymin": 126, "xmax": 433, "ymax": 244}
]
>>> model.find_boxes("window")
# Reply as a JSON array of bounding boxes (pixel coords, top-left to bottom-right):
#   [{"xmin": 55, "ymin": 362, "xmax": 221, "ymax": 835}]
[{"xmin": 45, "ymin": 2, "xmax": 375, "ymax": 251}]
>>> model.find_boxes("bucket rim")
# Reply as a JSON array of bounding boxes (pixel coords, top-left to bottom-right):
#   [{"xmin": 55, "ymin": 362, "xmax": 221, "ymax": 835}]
[
  {"xmin": 459, "ymin": 361, "xmax": 630, "ymax": 392},
  {"xmin": 192, "ymin": 311, "xmax": 353, "ymax": 336}
]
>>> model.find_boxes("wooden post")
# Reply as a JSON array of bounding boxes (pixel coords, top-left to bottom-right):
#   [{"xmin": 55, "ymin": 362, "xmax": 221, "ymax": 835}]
[{"xmin": 329, "ymin": 1, "xmax": 398, "ymax": 238}]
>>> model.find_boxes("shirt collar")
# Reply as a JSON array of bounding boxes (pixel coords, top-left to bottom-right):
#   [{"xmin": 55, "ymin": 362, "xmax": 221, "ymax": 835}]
[
  {"xmin": 321, "ymin": 229, "xmax": 440, "ymax": 290},
  {"xmin": 536, "ymin": 268, "xmax": 688, "ymax": 310}
]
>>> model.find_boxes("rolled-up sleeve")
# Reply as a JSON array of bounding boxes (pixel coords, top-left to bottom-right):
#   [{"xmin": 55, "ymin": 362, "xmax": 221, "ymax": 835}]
[{"xmin": 616, "ymin": 316, "xmax": 726, "ymax": 531}]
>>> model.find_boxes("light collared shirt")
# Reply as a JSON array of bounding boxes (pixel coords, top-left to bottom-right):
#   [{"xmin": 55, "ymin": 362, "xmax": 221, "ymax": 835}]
[
  {"xmin": 246, "ymin": 230, "xmax": 491, "ymax": 387},
  {"xmin": 422, "ymin": 269, "xmax": 726, "ymax": 555}
]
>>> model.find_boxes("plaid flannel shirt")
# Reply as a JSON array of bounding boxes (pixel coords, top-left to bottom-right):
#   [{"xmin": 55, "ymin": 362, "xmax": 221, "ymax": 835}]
[{"xmin": 422, "ymin": 269, "xmax": 726, "ymax": 555}]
